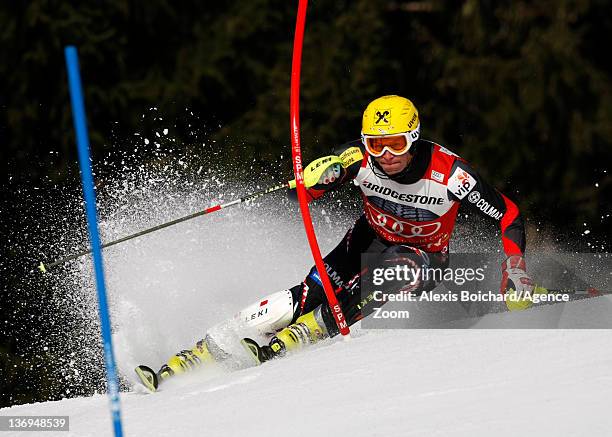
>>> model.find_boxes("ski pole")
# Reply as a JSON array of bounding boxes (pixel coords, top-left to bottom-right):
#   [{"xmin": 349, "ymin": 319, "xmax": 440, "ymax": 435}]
[
  {"xmin": 38, "ymin": 181, "xmax": 289, "ymax": 273},
  {"xmin": 37, "ymin": 155, "xmax": 342, "ymax": 273},
  {"xmin": 543, "ymin": 287, "xmax": 606, "ymax": 297}
]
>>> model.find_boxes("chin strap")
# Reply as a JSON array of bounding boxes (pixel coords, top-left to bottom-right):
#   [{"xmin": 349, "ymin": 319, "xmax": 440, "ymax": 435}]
[{"xmin": 369, "ymin": 157, "xmax": 392, "ymax": 179}]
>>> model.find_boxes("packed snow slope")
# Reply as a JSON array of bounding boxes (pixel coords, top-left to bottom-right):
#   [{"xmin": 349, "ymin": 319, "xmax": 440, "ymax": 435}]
[
  {"xmin": 8, "ymin": 154, "xmax": 611, "ymax": 436},
  {"xmin": 3, "ymin": 304, "xmax": 612, "ymax": 437}
]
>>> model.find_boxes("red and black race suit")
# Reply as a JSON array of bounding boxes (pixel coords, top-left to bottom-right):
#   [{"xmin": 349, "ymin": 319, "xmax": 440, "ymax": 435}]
[
  {"xmin": 302, "ymin": 139, "xmax": 525, "ymax": 256},
  {"xmin": 288, "ymin": 139, "xmax": 526, "ymax": 334}
]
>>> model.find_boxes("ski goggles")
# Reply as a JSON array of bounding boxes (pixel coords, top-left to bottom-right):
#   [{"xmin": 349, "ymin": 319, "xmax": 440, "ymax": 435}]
[{"xmin": 361, "ymin": 126, "xmax": 420, "ymax": 157}]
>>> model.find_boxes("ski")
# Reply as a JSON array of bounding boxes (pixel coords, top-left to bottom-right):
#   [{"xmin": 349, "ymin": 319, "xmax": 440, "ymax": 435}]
[
  {"xmin": 241, "ymin": 338, "xmax": 274, "ymax": 365},
  {"xmin": 134, "ymin": 365, "xmax": 159, "ymax": 393}
]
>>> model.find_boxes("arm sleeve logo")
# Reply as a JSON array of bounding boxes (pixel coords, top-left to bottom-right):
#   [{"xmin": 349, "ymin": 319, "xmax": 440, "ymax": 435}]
[{"xmin": 448, "ymin": 167, "xmax": 476, "ymax": 199}]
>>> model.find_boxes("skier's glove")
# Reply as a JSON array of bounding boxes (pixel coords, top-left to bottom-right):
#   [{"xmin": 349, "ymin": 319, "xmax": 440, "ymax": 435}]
[
  {"xmin": 317, "ymin": 163, "xmax": 342, "ymax": 185},
  {"xmin": 501, "ymin": 255, "xmax": 537, "ymax": 311}
]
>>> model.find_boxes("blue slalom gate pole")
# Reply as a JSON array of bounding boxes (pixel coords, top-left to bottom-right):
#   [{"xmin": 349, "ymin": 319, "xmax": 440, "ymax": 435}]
[{"xmin": 64, "ymin": 46, "xmax": 124, "ymax": 437}]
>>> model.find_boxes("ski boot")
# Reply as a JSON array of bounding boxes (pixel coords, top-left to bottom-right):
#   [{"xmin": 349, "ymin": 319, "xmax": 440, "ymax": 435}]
[
  {"xmin": 134, "ymin": 289, "xmax": 299, "ymax": 391},
  {"xmin": 242, "ymin": 306, "xmax": 329, "ymax": 365},
  {"xmin": 135, "ymin": 337, "xmax": 216, "ymax": 392}
]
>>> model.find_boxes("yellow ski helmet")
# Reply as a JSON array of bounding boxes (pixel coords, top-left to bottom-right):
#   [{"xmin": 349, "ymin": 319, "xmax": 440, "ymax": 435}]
[{"xmin": 361, "ymin": 95, "xmax": 420, "ymax": 144}]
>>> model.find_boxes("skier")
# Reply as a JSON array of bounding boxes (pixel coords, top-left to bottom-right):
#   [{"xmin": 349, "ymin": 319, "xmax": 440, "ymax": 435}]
[{"xmin": 136, "ymin": 95, "xmax": 534, "ymax": 391}]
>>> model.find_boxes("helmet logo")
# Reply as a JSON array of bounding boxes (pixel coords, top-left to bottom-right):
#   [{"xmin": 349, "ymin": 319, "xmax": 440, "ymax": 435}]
[
  {"xmin": 375, "ymin": 110, "xmax": 390, "ymax": 125},
  {"xmin": 407, "ymin": 112, "xmax": 417, "ymax": 129}
]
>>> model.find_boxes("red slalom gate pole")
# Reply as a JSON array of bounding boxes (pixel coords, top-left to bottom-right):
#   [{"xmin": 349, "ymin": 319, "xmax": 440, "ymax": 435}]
[{"xmin": 289, "ymin": 0, "xmax": 350, "ymax": 337}]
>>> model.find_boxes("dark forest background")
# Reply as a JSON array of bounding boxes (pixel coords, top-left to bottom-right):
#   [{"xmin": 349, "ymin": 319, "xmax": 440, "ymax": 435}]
[{"xmin": 1, "ymin": 0, "xmax": 611, "ymax": 406}]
